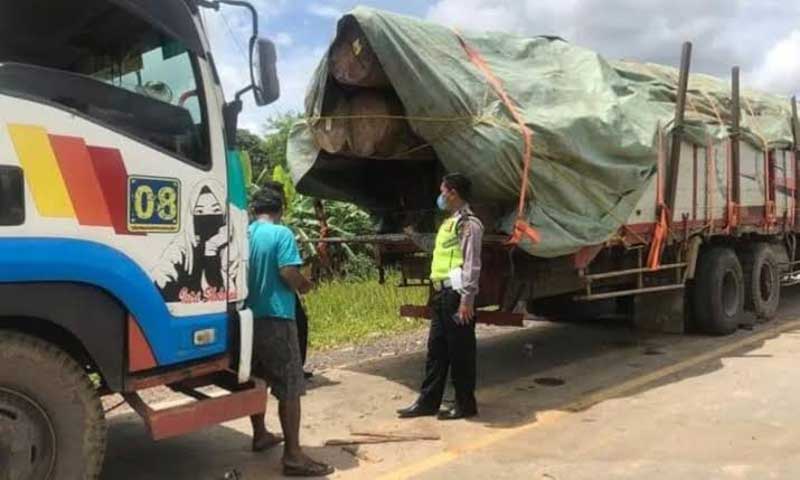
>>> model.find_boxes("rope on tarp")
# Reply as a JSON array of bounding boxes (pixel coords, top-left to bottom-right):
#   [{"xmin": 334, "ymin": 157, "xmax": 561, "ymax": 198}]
[
  {"xmin": 304, "ymin": 102, "xmax": 653, "ymax": 247},
  {"xmin": 452, "ymin": 29, "xmax": 541, "ymax": 247}
]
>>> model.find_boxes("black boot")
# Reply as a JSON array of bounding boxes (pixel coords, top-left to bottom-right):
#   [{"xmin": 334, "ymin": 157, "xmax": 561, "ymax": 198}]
[
  {"xmin": 396, "ymin": 402, "xmax": 438, "ymax": 419},
  {"xmin": 437, "ymin": 404, "xmax": 478, "ymax": 420}
]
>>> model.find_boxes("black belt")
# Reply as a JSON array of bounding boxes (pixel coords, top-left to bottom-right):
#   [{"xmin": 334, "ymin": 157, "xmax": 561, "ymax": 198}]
[{"xmin": 431, "ymin": 279, "xmax": 453, "ymax": 291}]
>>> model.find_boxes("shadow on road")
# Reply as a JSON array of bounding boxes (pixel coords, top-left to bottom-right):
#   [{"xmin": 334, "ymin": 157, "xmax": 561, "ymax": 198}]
[
  {"xmin": 345, "ymin": 286, "xmax": 800, "ymax": 431},
  {"xmin": 101, "ymin": 287, "xmax": 800, "ymax": 479},
  {"xmin": 102, "ymin": 414, "xmax": 357, "ymax": 480}
]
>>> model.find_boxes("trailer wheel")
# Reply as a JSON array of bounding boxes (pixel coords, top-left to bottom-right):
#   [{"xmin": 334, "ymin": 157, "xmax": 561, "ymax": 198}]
[
  {"xmin": 740, "ymin": 244, "xmax": 781, "ymax": 322},
  {"xmin": 693, "ymin": 247, "xmax": 744, "ymax": 335},
  {"xmin": 0, "ymin": 331, "xmax": 107, "ymax": 480}
]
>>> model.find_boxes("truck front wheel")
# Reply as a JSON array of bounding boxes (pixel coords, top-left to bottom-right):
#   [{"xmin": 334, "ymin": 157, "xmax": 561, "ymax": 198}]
[
  {"xmin": 0, "ymin": 331, "xmax": 107, "ymax": 480},
  {"xmin": 693, "ymin": 247, "xmax": 744, "ymax": 335}
]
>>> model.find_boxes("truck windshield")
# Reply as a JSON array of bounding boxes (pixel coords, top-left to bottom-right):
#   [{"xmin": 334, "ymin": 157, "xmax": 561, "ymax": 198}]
[
  {"xmin": 93, "ymin": 44, "xmax": 204, "ymax": 130},
  {"xmin": 0, "ymin": 0, "xmax": 210, "ymax": 167}
]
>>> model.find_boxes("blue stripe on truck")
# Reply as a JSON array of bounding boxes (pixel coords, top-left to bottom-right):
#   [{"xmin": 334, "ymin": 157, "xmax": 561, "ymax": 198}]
[{"xmin": 0, "ymin": 237, "xmax": 228, "ymax": 366}]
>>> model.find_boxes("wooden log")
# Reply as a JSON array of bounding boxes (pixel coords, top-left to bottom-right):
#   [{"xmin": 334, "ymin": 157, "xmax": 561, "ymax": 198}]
[
  {"xmin": 348, "ymin": 90, "xmax": 417, "ymax": 157},
  {"xmin": 329, "ymin": 18, "xmax": 389, "ymax": 88},
  {"xmin": 312, "ymin": 92, "xmax": 350, "ymax": 154}
]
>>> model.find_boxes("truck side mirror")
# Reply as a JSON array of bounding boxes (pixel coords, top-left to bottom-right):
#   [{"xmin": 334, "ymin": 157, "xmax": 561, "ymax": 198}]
[{"xmin": 253, "ymin": 38, "xmax": 280, "ymax": 106}]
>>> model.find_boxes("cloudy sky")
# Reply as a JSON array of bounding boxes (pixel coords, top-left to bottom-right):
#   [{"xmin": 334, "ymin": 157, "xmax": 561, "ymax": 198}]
[{"xmin": 200, "ymin": 0, "xmax": 800, "ymax": 133}]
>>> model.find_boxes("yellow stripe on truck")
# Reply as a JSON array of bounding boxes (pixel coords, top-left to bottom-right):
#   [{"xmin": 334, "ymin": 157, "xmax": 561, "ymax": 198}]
[{"xmin": 8, "ymin": 124, "xmax": 75, "ymax": 218}]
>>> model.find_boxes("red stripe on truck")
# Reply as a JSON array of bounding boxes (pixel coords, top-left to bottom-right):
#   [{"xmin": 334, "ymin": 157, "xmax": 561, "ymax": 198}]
[
  {"xmin": 49, "ymin": 135, "xmax": 114, "ymax": 227},
  {"xmin": 87, "ymin": 146, "xmax": 140, "ymax": 235}
]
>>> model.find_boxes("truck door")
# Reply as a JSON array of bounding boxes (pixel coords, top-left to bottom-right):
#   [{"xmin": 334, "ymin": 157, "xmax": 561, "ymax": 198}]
[{"xmin": 0, "ymin": 4, "xmax": 234, "ymax": 366}]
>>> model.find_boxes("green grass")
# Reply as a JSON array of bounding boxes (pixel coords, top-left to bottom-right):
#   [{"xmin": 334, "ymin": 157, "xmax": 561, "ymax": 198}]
[{"xmin": 304, "ymin": 274, "xmax": 428, "ymax": 350}]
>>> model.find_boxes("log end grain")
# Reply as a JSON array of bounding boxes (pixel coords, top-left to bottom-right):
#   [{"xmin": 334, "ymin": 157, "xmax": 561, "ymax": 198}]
[{"xmin": 329, "ymin": 19, "xmax": 390, "ymax": 88}]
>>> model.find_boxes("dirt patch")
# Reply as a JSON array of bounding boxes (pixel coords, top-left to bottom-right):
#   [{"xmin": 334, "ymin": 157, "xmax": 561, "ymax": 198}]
[
  {"xmin": 103, "ymin": 321, "xmax": 532, "ymax": 416},
  {"xmin": 307, "ymin": 321, "xmax": 530, "ymax": 371}
]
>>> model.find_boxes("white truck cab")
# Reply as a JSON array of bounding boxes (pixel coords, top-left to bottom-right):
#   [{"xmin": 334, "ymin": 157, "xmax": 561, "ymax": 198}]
[{"xmin": 0, "ymin": 1, "xmax": 279, "ymax": 478}]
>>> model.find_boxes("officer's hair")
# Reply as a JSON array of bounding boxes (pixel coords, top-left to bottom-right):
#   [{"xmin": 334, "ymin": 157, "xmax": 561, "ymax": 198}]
[{"xmin": 442, "ymin": 173, "xmax": 472, "ymax": 202}]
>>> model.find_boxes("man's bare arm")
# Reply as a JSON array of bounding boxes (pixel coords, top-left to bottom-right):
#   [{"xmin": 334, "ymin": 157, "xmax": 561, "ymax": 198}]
[{"xmin": 280, "ymin": 266, "xmax": 312, "ymax": 294}]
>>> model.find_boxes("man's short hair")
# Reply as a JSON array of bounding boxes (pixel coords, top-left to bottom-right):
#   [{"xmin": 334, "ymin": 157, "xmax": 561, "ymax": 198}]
[
  {"xmin": 442, "ymin": 173, "xmax": 473, "ymax": 202},
  {"xmin": 262, "ymin": 180, "xmax": 286, "ymax": 201},
  {"xmin": 251, "ymin": 187, "xmax": 284, "ymax": 215}
]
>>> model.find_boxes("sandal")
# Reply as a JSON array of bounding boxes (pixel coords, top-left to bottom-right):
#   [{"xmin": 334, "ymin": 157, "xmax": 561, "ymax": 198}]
[
  {"xmin": 252, "ymin": 432, "xmax": 284, "ymax": 452},
  {"xmin": 282, "ymin": 460, "xmax": 335, "ymax": 477}
]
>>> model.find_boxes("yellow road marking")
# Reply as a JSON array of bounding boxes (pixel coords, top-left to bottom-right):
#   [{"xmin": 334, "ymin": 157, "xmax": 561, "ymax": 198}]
[{"xmin": 379, "ymin": 319, "xmax": 800, "ymax": 480}]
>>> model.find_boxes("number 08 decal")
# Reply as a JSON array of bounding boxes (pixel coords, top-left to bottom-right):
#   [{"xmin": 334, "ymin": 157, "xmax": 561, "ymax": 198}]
[{"xmin": 128, "ymin": 176, "xmax": 181, "ymax": 233}]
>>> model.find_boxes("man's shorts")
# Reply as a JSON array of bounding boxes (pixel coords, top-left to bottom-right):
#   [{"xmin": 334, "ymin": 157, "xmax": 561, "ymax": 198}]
[{"xmin": 252, "ymin": 317, "xmax": 306, "ymax": 400}]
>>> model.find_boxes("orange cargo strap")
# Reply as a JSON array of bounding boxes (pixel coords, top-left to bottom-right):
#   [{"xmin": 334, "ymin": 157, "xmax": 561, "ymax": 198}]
[
  {"xmin": 454, "ymin": 31, "xmax": 541, "ymax": 246},
  {"xmin": 647, "ymin": 128, "xmax": 669, "ymax": 270}
]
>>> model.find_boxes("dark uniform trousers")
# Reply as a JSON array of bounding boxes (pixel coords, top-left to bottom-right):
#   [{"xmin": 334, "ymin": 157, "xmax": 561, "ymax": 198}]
[{"xmin": 417, "ymin": 288, "xmax": 477, "ymax": 412}]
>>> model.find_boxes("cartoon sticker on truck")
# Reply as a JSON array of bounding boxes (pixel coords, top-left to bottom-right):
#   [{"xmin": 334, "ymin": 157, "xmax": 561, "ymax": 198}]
[{"xmin": 152, "ymin": 179, "xmax": 242, "ymax": 304}]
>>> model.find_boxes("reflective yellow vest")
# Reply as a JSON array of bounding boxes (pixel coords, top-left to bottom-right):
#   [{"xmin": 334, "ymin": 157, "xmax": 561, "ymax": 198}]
[{"xmin": 430, "ymin": 216, "xmax": 463, "ymax": 281}]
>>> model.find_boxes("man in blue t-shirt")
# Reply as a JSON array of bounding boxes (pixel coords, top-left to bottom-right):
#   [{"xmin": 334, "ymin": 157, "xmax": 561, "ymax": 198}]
[{"xmin": 246, "ymin": 189, "xmax": 333, "ymax": 477}]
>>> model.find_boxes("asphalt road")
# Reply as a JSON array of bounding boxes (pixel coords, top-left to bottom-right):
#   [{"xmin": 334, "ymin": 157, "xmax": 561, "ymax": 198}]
[{"xmin": 102, "ymin": 287, "xmax": 800, "ymax": 479}]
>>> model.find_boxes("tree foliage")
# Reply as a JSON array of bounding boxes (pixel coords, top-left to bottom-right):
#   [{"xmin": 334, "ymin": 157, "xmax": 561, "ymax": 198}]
[
  {"xmin": 236, "ymin": 112, "xmax": 299, "ymax": 186},
  {"xmin": 237, "ymin": 114, "xmax": 376, "ymax": 278}
]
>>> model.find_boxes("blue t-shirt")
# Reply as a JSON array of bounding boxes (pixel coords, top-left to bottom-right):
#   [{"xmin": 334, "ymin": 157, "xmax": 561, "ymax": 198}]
[{"xmin": 246, "ymin": 220, "xmax": 303, "ymax": 320}]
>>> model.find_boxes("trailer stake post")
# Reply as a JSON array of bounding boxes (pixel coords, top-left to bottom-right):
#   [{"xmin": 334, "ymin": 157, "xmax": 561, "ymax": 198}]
[
  {"xmin": 731, "ymin": 66, "xmax": 742, "ymax": 207},
  {"xmin": 665, "ymin": 42, "xmax": 692, "ymax": 224},
  {"xmin": 791, "ymin": 96, "xmax": 800, "ymax": 231}
]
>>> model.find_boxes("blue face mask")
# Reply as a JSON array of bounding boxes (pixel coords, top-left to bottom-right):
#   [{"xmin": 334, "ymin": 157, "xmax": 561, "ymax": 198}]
[{"xmin": 436, "ymin": 193, "xmax": 447, "ymax": 211}]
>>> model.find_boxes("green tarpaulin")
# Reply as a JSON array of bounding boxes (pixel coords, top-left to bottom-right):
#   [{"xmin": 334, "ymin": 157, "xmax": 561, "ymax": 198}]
[{"xmin": 288, "ymin": 6, "xmax": 796, "ymax": 257}]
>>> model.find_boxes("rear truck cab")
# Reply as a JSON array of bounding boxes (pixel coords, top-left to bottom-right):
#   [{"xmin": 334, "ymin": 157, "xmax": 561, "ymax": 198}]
[{"xmin": 0, "ymin": 1, "xmax": 279, "ymax": 478}]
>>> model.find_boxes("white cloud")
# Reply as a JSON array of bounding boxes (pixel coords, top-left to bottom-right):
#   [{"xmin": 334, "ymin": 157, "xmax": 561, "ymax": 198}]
[
  {"xmin": 239, "ymin": 46, "xmax": 327, "ymax": 133},
  {"xmin": 274, "ymin": 32, "xmax": 294, "ymax": 47},
  {"xmin": 307, "ymin": 3, "xmax": 343, "ymax": 20},
  {"xmin": 427, "ymin": 0, "xmax": 521, "ymax": 33},
  {"xmin": 426, "ymin": 0, "xmax": 800, "ymax": 97},
  {"xmin": 249, "ymin": 0, "xmax": 291, "ymax": 19},
  {"xmin": 752, "ymin": 30, "xmax": 800, "ymax": 97},
  {"xmin": 199, "ymin": 1, "xmax": 340, "ymax": 132}
]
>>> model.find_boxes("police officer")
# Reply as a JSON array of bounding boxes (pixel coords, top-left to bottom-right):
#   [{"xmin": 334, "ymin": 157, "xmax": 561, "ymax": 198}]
[{"xmin": 398, "ymin": 173, "xmax": 484, "ymax": 420}]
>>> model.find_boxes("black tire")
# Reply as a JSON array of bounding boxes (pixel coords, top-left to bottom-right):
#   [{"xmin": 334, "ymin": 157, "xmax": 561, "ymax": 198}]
[
  {"xmin": 740, "ymin": 243, "xmax": 781, "ymax": 321},
  {"xmin": 693, "ymin": 247, "xmax": 744, "ymax": 335},
  {"xmin": 0, "ymin": 331, "xmax": 106, "ymax": 480}
]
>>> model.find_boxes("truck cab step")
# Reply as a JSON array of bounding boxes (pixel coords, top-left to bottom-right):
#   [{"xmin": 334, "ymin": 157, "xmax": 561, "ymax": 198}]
[{"xmin": 123, "ymin": 371, "xmax": 266, "ymax": 441}]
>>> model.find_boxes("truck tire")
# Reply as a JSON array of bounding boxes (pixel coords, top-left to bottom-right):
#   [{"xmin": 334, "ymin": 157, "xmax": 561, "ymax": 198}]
[
  {"xmin": 693, "ymin": 247, "xmax": 744, "ymax": 335},
  {"xmin": 740, "ymin": 244, "xmax": 781, "ymax": 322},
  {"xmin": 0, "ymin": 331, "xmax": 106, "ymax": 480}
]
